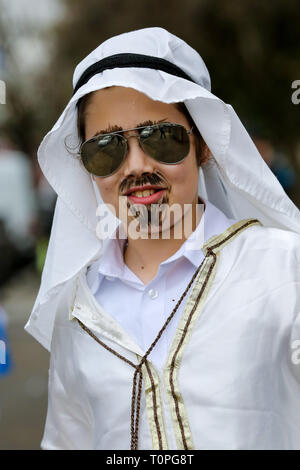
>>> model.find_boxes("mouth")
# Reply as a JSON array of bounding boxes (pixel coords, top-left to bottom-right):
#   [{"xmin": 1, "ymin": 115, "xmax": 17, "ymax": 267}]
[{"xmin": 123, "ymin": 185, "xmax": 167, "ymax": 205}]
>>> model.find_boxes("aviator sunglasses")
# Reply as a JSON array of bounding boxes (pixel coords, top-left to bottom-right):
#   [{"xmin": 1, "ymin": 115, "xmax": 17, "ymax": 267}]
[{"xmin": 79, "ymin": 122, "xmax": 193, "ymax": 177}]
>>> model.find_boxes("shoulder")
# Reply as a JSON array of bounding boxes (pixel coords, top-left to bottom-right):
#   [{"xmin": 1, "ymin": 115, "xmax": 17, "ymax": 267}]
[
  {"xmin": 221, "ymin": 222, "xmax": 300, "ymax": 283},
  {"xmin": 238, "ymin": 223, "xmax": 300, "ymax": 257}
]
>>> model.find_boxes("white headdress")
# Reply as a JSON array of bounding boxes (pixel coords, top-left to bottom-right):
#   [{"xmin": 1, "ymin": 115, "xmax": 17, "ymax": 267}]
[{"xmin": 24, "ymin": 27, "xmax": 300, "ymax": 351}]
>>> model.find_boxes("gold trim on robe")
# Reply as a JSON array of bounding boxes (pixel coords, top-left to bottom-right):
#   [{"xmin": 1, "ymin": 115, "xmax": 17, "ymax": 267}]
[
  {"xmin": 137, "ymin": 356, "xmax": 169, "ymax": 450},
  {"xmin": 163, "ymin": 218, "xmax": 261, "ymax": 449}
]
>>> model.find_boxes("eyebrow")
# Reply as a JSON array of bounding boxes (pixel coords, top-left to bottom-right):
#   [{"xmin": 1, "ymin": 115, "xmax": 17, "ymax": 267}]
[{"xmin": 91, "ymin": 118, "xmax": 168, "ymax": 138}]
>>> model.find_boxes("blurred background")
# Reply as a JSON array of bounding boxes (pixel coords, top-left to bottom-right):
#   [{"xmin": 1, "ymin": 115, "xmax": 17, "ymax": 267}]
[{"xmin": 0, "ymin": 0, "xmax": 299, "ymax": 449}]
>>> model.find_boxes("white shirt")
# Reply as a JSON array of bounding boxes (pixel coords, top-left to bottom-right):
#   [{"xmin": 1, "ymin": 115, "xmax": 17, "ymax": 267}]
[{"xmin": 86, "ymin": 198, "xmax": 237, "ymax": 369}]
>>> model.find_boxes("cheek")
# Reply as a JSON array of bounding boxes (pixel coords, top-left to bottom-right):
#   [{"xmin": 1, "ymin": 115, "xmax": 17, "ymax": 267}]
[
  {"xmin": 94, "ymin": 178, "xmax": 123, "ymax": 219},
  {"xmin": 94, "ymin": 178, "xmax": 117, "ymax": 204},
  {"xmin": 167, "ymin": 157, "xmax": 199, "ymax": 192}
]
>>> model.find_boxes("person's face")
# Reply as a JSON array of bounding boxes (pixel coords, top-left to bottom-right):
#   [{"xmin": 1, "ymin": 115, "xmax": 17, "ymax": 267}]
[{"xmin": 84, "ymin": 86, "xmax": 200, "ymax": 235}]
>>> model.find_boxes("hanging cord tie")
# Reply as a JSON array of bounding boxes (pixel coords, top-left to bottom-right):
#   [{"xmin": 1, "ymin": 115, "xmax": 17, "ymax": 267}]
[{"xmin": 77, "ymin": 255, "xmax": 207, "ymax": 449}]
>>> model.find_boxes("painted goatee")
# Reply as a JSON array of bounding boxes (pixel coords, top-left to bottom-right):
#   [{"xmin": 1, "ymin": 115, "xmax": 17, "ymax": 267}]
[{"xmin": 127, "ymin": 192, "xmax": 169, "ymax": 231}]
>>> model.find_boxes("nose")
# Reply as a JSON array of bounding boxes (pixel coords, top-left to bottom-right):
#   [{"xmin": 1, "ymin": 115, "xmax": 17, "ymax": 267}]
[{"xmin": 122, "ymin": 133, "xmax": 155, "ymax": 177}]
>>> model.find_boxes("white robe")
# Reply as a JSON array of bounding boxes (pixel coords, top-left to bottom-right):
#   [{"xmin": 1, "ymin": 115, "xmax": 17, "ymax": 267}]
[{"xmin": 41, "ymin": 217, "xmax": 300, "ymax": 450}]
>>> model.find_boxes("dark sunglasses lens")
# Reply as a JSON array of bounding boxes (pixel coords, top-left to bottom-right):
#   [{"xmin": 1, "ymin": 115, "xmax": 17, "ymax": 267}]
[
  {"xmin": 81, "ymin": 134, "xmax": 126, "ymax": 177},
  {"xmin": 140, "ymin": 124, "xmax": 190, "ymax": 163}
]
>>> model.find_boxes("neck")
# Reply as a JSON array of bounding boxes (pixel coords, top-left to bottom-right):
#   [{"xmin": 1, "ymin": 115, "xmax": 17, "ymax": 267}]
[{"xmin": 123, "ymin": 196, "xmax": 205, "ymax": 284}]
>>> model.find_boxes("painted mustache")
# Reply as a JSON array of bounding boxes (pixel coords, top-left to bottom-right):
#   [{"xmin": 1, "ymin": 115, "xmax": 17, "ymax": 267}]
[{"xmin": 120, "ymin": 172, "xmax": 168, "ymax": 196}]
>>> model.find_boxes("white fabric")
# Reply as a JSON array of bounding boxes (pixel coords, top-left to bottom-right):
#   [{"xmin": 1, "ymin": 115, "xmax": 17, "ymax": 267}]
[
  {"xmin": 41, "ymin": 220, "xmax": 300, "ymax": 450},
  {"xmin": 85, "ymin": 198, "xmax": 237, "ymax": 369},
  {"xmin": 24, "ymin": 26, "xmax": 300, "ymax": 351}
]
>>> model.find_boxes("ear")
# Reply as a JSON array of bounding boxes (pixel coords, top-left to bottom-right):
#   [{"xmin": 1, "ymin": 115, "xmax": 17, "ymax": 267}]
[{"xmin": 201, "ymin": 144, "xmax": 211, "ymax": 166}]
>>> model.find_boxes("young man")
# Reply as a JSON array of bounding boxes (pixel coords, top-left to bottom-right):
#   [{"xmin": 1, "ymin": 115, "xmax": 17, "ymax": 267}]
[{"xmin": 25, "ymin": 27, "xmax": 300, "ymax": 450}]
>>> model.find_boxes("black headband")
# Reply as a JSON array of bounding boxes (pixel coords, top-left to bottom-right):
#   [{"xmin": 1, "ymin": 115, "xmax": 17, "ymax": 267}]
[{"xmin": 72, "ymin": 52, "xmax": 196, "ymax": 96}]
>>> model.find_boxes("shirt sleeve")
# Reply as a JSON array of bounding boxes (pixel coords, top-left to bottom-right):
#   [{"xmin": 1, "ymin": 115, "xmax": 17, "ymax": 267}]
[{"xmin": 41, "ymin": 340, "xmax": 94, "ymax": 450}]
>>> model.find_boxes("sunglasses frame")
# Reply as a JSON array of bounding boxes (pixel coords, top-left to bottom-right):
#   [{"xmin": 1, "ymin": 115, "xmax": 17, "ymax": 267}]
[{"xmin": 80, "ymin": 122, "xmax": 193, "ymax": 178}]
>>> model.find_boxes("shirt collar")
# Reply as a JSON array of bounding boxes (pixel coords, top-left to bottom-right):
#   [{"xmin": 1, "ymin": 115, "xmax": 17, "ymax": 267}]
[
  {"xmin": 158, "ymin": 198, "xmax": 237, "ymax": 268},
  {"xmin": 86, "ymin": 198, "xmax": 238, "ymax": 294}
]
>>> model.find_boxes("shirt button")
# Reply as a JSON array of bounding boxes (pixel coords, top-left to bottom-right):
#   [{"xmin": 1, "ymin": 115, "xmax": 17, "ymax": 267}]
[
  {"xmin": 105, "ymin": 276, "xmax": 115, "ymax": 281},
  {"xmin": 148, "ymin": 289, "xmax": 159, "ymax": 299}
]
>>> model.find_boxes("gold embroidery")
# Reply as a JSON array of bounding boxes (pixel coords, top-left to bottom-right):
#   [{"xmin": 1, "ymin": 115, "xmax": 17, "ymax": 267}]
[
  {"xmin": 138, "ymin": 356, "xmax": 169, "ymax": 449},
  {"xmin": 163, "ymin": 218, "xmax": 261, "ymax": 449}
]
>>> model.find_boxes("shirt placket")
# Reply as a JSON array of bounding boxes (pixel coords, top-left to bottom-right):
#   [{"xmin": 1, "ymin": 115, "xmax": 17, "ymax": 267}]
[{"xmin": 141, "ymin": 274, "xmax": 168, "ymax": 369}]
